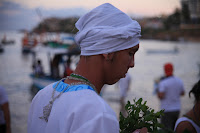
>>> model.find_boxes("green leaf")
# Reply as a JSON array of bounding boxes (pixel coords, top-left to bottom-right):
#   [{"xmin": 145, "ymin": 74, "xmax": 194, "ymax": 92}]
[{"xmin": 136, "ymin": 98, "xmax": 143, "ymax": 105}]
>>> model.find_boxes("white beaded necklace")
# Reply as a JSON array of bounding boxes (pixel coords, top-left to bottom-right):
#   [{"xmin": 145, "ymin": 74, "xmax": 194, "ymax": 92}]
[{"xmin": 39, "ymin": 75, "xmax": 97, "ymax": 122}]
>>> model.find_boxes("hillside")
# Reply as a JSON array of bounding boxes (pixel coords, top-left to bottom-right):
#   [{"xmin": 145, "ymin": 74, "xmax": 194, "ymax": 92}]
[{"xmin": 32, "ymin": 17, "xmax": 200, "ymax": 42}]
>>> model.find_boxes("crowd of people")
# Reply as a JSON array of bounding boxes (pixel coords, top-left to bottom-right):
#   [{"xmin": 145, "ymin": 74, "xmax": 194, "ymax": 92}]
[{"xmin": 1, "ymin": 3, "xmax": 199, "ymax": 133}]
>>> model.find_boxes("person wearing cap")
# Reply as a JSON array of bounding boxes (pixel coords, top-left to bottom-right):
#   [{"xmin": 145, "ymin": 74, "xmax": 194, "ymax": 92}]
[
  {"xmin": 157, "ymin": 63, "xmax": 185, "ymax": 130},
  {"xmin": 28, "ymin": 3, "xmax": 147, "ymax": 133}
]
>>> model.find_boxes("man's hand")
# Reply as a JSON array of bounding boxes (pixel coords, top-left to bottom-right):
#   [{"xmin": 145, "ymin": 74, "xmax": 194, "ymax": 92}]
[{"xmin": 132, "ymin": 127, "xmax": 148, "ymax": 133}]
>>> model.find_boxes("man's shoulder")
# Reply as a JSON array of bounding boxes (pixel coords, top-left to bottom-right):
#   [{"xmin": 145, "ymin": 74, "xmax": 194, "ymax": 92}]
[
  {"xmin": 79, "ymin": 91, "xmax": 115, "ymax": 114},
  {"xmin": 159, "ymin": 77, "xmax": 169, "ymax": 84},
  {"xmin": 176, "ymin": 120, "xmax": 197, "ymax": 133},
  {"xmin": 31, "ymin": 83, "xmax": 55, "ymax": 100},
  {"xmin": 161, "ymin": 76, "xmax": 182, "ymax": 82},
  {"xmin": 172, "ymin": 76, "xmax": 184, "ymax": 84},
  {"xmin": 40, "ymin": 82, "xmax": 55, "ymax": 92}
]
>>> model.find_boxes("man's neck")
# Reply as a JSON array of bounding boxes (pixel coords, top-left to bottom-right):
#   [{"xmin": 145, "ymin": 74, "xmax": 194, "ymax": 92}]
[
  {"xmin": 74, "ymin": 56, "xmax": 105, "ymax": 94},
  {"xmin": 166, "ymin": 75, "xmax": 173, "ymax": 77}
]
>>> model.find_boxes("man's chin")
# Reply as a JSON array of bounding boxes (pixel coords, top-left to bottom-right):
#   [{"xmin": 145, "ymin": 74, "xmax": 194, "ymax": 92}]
[{"xmin": 106, "ymin": 78, "xmax": 121, "ymax": 85}]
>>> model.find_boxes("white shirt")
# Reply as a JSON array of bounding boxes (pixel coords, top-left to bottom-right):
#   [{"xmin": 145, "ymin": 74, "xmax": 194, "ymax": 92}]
[
  {"xmin": 158, "ymin": 76, "xmax": 184, "ymax": 112},
  {"xmin": 174, "ymin": 117, "xmax": 200, "ymax": 133},
  {"xmin": 0, "ymin": 86, "xmax": 8, "ymax": 124},
  {"xmin": 28, "ymin": 82, "xmax": 119, "ymax": 133}
]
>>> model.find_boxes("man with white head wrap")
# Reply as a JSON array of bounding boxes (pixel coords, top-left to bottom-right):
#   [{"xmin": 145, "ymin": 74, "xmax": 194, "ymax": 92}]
[{"xmin": 28, "ymin": 3, "xmax": 145, "ymax": 133}]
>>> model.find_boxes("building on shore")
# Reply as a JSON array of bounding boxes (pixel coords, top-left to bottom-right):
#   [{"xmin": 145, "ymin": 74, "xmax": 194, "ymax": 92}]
[{"xmin": 181, "ymin": 0, "xmax": 200, "ymax": 24}]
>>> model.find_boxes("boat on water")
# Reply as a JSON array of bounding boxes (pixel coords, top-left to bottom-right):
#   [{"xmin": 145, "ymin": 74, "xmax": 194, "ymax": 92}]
[
  {"xmin": 1, "ymin": 34, "xmax": 15, "ymax": 45},
  {"xmin": 30, "ymin": 35, "xmax": 80, "ymax": 90},
  {"xmin": 22, "ymin": 33, "xmax": 38, "ymax": 53},
  {"xmin": 1, "ymin": 39, "xmax": 15, "ymax": 45},
  {"xmin": 146, "ymin": 46, "xmax": 179, "ymax": 54}
]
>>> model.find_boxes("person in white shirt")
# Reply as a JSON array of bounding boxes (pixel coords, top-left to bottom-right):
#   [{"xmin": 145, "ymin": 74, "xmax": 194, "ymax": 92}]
[
  {"xmin": 28, "ymin": 3, "xmax": 147, "ymax": 133},
  {"xmin": 157, "ymin": 63, "xmax": 185, "ymax": 130},
  {"xmin": 32, "ymin": 59, "xmax": 44, "ymax": 77},
  {"xmin": 118, "ymin": 72, "xmax": 131, "ymax": 116}
]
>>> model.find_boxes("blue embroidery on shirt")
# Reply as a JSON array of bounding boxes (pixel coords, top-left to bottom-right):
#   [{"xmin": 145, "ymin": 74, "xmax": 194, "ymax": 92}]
[{"xmin": 52, "ymin": 80, "xmax": 95, "ymax": 93}]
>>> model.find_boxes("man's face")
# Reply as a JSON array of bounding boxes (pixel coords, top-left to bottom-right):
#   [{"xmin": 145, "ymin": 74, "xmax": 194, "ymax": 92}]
[{"xmin": 105, "ymin": 44, "xmax": 139, "ymax": 85}]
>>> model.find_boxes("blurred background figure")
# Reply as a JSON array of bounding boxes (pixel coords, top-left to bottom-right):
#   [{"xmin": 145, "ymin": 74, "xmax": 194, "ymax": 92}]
[
  {"xmin": 118, "ymin": 72, "xmax": 131, "ymax": 117},
  {"xmin": 0, "ymin": 86, "xmax": 11, "ymax": 133},
  {"xmin": 63, "ymin": 57, "xmax": 73, "ymax": 77},
  {"xmin": 153, "ymin": 75, "xmax": 167, "ymax": 95},
  {"xmin": 51, "ymin": 55, "xmax": 61, "ymax": 79},
  {"xmin": 157, "ymin": 63, "xmax": 185, "ymax": 130},
  {"xmin": 32, "ymin": 59, "xmax": 44, "ymax": 77},
  {"xmin": 174, "ymin": 80, "xmax": 200, "ymax": 133}
]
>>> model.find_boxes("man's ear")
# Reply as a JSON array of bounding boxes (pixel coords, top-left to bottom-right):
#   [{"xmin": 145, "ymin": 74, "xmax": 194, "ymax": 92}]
[
  {"xmin": 103, "ymin": 53, "xmax": 115, "ymax": 61},
  {"xmin": 102, "ymin": 54, "xmax": 108, "ymax": 60}
]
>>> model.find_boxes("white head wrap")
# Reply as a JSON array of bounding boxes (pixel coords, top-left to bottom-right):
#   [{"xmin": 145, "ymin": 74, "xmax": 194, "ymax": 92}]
[{"xmin": 75, "ymin": 3, "xmax": 141, "ymax": 56}]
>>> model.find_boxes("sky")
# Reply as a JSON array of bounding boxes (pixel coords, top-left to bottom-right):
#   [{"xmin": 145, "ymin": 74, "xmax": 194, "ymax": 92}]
[{"xmin": 0, "ymin": 0, "xmax": 181, "ymax": 31}]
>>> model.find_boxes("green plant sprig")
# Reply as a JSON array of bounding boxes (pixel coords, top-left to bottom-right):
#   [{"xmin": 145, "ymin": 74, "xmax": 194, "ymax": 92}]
[{"xmin": 119, "ymin": 98, "xmax": 165, "ymax": 133}]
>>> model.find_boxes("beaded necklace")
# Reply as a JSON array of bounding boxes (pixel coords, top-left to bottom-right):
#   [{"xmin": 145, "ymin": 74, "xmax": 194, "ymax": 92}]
[
  {"xmin": 39, "ymin": 74, "xmax": 97, "ymax": 122},
  {"xmin": 67, "ymin": 73, "xmax": 97, "ymax": 93},
  {"xmin": 70, "ymin": 73, "xmax": 90, "ymax": 82}
]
